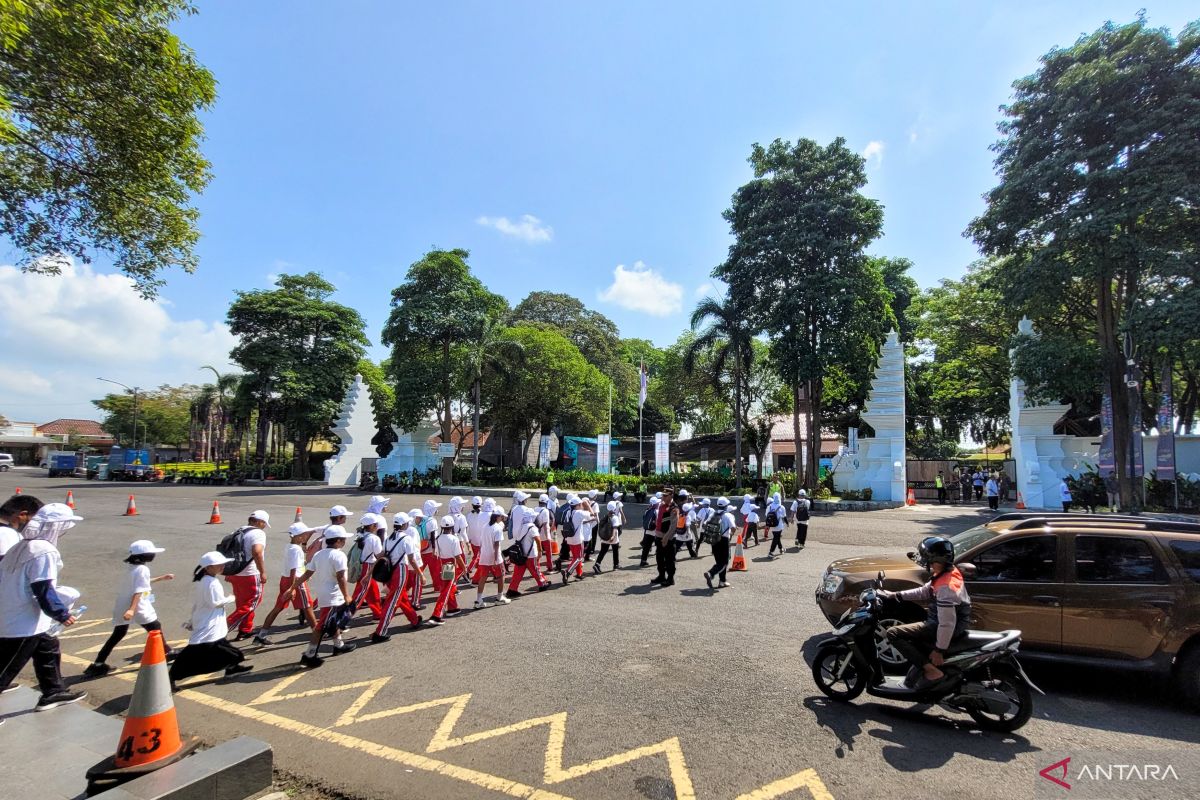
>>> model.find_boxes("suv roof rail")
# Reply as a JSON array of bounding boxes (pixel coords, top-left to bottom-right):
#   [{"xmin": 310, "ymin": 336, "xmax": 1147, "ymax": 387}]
[
  {"xmin": 1006, "ymin": 517, "xmax": 1200, "ymax": 534},
  {"xmin": 992, "ymin": 512, "xmax": 1149, "ymax": 524}
]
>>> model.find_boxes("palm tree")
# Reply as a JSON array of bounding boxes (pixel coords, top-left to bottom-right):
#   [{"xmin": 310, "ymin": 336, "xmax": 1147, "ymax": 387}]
[
  {"xmin": 200, "ymin": 366, "xmax": 241, "ymax": 470},
  {"xmin": 464, "ymin": 317, "xmax": 525, "ymax": 479},
  {"xmin": 685, "ymin": 293, "xmax": 757, "ymax": 489}
]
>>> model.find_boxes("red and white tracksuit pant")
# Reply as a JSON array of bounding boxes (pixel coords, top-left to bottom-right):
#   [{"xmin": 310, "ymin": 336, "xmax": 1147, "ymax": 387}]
[
  {"xmin": 351, "ymin": 565, "xmax": 384, "ymax": 619},
  {"xmin": 562, "ymin": 543, "xmax": 584, "ymax": 577},
  {"xmin": 508, "ymin": 557, "xmax": 546, "ymax": 591},
  {"xmin": 269, "ymin": 576, "xmax": 312, "ymax": 612},
  {"xmin": 540, "ymin": 536, "xmax": 554, "ymax": 572},
  {"xmin": 226, "ymin": 574, "xmax": 263, "ymax": 634},
  {"xmin": 376, "ymin": 565, "xmax": 420, "ymax": 636},
  {"xmin": 428, "ymin": 555, "xmax": 460, "ymax": 618}
]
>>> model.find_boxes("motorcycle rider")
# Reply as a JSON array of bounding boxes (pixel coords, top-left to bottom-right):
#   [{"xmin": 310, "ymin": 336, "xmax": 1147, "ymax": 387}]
[{"xmin": 877, "ymin": 537, "xmax": 971, "ymax": 688}]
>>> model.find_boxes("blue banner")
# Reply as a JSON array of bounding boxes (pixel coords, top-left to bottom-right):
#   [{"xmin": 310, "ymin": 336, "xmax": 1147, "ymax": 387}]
[{"xmin": 1156, "ymin": 361, "xmax": 1176, "ymax": 481}]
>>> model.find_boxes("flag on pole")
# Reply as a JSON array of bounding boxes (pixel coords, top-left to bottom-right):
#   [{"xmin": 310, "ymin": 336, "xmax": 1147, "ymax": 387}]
[{"xmin": 639, "ymin": 361, "xmax": 648, "ymax": 408}]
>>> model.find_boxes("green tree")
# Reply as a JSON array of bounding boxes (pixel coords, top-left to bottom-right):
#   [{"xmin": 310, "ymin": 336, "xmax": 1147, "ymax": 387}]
[
  {"xmin": 95, "ymin": 384, "xmax": 194, "ymax": 452},
  {"xmin": 355, "ymin": 359, "xmax": 398, "ymax": 458},
  {"xmin": 874, "ymin": 257, "xmax": 919, "ymax": 343},
  {"xmin": 968, "ymin": 17, "xmax": 1200, "ymax": 506},
  {"xmin": 382, "ymin": 249, "xmax": 506, "ymax": 483},
  {"xmin": 482, "ymin": 324, "xmax": 607, "ymax": 456},
  {"xmin": 228, "ymin": 273, "xmax": 368, "ymax": 478},
  {"xmin": 463, "ymin": 315, "xmax": 525, "ymax": 478},
  {"xmin": 0, "ymin": 0, "xmax": 216, "ymax": 295},
  {"xmin": 510, "ymin": 291, "xmax": 637, "ymax": 395},
  {"xmin": 718, "ymin": 137, "xmax": 890, "ymax": 491}
]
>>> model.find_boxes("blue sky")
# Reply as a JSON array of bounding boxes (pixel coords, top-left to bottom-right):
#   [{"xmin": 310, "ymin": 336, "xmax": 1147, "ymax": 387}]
[{"xmin": 2, "ymin": 1, "xmax": 1195, "ymax": 422}]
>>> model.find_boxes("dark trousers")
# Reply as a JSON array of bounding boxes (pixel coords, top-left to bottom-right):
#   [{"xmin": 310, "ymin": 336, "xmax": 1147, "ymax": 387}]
[
  {"xmin": 768, "ymin": 530, "xmax": 783, "ymax": 555},
  {"xmin": 707, "ymin": 539, "xmax": 730, "ymax": 583},
  {"xmin": 0, "ymin": 633, "xmax": 67, "ymax": 697},
  {"xmin": 974, "ymin": 486, "xmax": 983, "ymax": 500},
  {"xmin": 1062, "ymin": 502, "xmax": 1071, "ymax": 513},
  {"xmin": 795, "ymin": 522, "xmax": 808, "ymax": 546},
  {"xmin": 988, "ymin": 495, "xmax": 999, "ymax": 510},
  {"xmin": 95, "ymin": 620, "xmax": 168, "ymax": 665},
  {"xmin": 655, "ymin": 540, "xmax": 677, "ymax": 583},
  {"xmin": 937, "ymin": 487, "xmax": 947, "ymax": 504},
  {"xmin": 639, "ymin": 531, "xmax": 658, "ymax": 565},
  {"xmin": 886, "ymin": 623, "xmax": 965, "ymax": 670},
  {"xmin": 961, "ymin": 485, "xmax": 971, "ymax": 502},
  {"xmin": 675, "ymin": 538, "xmax": 696, "ymax": 558},
  {"xmin": 595, "ymin": 541, "xmax": 620, "ymax": 569}
]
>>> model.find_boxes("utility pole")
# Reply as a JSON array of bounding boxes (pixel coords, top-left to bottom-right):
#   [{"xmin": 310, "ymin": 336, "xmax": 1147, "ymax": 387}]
[{"xmin": 98, "ymin": 377, "xmax": 140, "ymax": 450}]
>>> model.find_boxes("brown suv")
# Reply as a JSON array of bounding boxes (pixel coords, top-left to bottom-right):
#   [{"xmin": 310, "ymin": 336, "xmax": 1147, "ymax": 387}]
[{"xmin": 815, "ymin": 513, "xmax": 1200, "ymax": 707}]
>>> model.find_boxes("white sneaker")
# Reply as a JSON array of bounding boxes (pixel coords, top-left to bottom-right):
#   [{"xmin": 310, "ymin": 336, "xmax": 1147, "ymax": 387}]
[
  {"xmin": 473, "ymin": 600, "xmax": 486, "ymax": 609},
  {"xmin": 497, "ymin": 595, "xmax": 511, "ymax": 605}
]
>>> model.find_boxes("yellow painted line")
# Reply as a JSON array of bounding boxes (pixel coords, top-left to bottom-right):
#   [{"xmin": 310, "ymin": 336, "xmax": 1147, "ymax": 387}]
[
  {"xmin": 733, "ymin": 769, "xmax": 835, "ymax": 800},
  {"xmin": 72, "ymin": 638, "xmax": 188, "ymax": 657},
  {"xmin": 58, "ymin": 619, "xmax": 112, "ymax": 637}
]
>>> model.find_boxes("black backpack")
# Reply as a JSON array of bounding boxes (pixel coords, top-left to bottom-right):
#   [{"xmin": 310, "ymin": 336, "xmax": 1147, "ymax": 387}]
[
  {"xmin": 216, "ymin": 526, "xmax": 252, "ymax": 576},
  {"xmin": 555, "ymin": 503, "xmax": 572, "ymax": 530},
  {"xmin": 765, "ymin": 508, "xmax": 780, "ymax": 527},
  {"xmin": 701, "ymin": 514, "xmax": 723, "ymax": 545},
  {"xmin": 561, "ymin": 509, "xmax": 577, "ymax": 538},
  {"xmin": 641, "ymin": 506, "xmax": 657, "ymax": 530}
]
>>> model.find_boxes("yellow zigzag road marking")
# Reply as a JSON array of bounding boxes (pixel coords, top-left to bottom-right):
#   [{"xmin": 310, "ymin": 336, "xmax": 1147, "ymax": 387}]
[
  {"xmin": 59, "ymin": 654, "xmax": 833, "ymax": 800},
  {"xmin": 58, "ymin": 619, "xmax": 112, "ymax": 637},
  {"xmin": 72, "ymin": 638, "xmax": 188, "ymax": 657}
]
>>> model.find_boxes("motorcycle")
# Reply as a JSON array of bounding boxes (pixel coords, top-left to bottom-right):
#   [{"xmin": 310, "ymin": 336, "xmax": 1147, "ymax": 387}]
[{"xmin": 810, "ymin": 571, "xmax": 1042, "ymax": 732}]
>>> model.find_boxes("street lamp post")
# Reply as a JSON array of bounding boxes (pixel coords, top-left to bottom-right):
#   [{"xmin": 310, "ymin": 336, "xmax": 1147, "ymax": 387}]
[{"xmin": 97, "ymin": 377, "xmax": 141, "ymax": 450}]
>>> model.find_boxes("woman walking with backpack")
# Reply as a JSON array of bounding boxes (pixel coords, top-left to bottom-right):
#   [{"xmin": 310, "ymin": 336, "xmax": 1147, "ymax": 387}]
[
  {"xmin": 593, "ymin": 491, "xmax": 625, "ymax": 574},
  {"xmin": 372, "ymin": 513, "xmax": 423, "ymax": 642},
  {"xmin": 349, "ymin": 513, "xmax": 385, "ymax": 621},
  {"xmin": 703, "ymin": 497, "xmax": 736, "ymax": 591},
  {"xmin": 426, "ymin": 515, "xmax": 461, "ymax": 624},
  {"xmin": 506, "ymin": 518, "xmax": 549, "ymax": 597},
  {"xmin": 224, "ymin": 510, "xmax": 269, "ymax": 641},
  {"xmin": 765, "ymin": 493, "xmax": 786, "ymax": 558},
  {"xmin": 790, "ymin": 490, "xmax": 811, "ymax": 548},
  {"xmin": 638, "ymin": 496, "xmax": 661, "ymax": 568}
]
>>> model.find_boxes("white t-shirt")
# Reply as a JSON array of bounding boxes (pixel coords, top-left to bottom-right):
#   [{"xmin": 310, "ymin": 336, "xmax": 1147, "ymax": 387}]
[
  {"xmin": 0, "ymin": 525, "xmax": 19, "ymax": 558},
  {"xmin": 434, "ymin": 528, "xmax": 463, "ymax": 559},
  {"xmin": 606, "ymin": 501, "xmax": 625, "ymax": 528},
  {"xmin": 112, "ymin": 563, "xmax": 156, "ymax": 625},
  {"xmin": 766, "ymin": 502, "xmax": 786, "ymax": 532},
  {"xmin": 534, "ymin": 506, "xmax": 552, "ymax": 539},
  {"xmin": 281, "ymin": 542, "xmax": 306, "ymax": 578},
  {"xmin": 358, "ymin": 532, "xmax": 383, "ymax": 565},
  {"xmin": 188, "ymin": 574, "xmax": 233, "ymax": 645},
  {"xmin": 546, "ymin": 498, "xmax": 559, "ymax": 529},
  {"xmin": 567, "ymin": 509, "xmax": 589, "ymax": 546},
  {"xmin": 0, "ymin": 543, "xmax": 62, "ymax": 637},
  {"xmin": 306, "ymin": 548, "xmax": 348, "ymax": 608},
  {"xmin": 404, "ymin": 530, "xmax": 424, "ymax": 569},
  {"xmin": 514, "ymin": 522, "xmax": 540, "ymax": 557},
  {"xmin": 1059, "ymin": 482, "xmax": 1072, "ymax": 502},
  {"xmin": 578, "ymin": 506, "xmax": 595, "ymax": 542},
  {"xmin": 465, "ymin": 511, "xmax": 488, "ymax": 547},
  {"xmin": 719, "ymin": 511, "xmax": 737, "ymax": 538},
  {"xmin": 510, "ymin": 504, "xmax": 529, "ymax": 535},
  {"xmin": 745, "ymin": 509, "xmax": 760, "ymax": 526},
  {"xmin": 477, "ymin": 522, "xmax": 505, "ymax": 566},
  {"xmin": 452, "ymin": 513, "xmax": 469, "ymax": 546},
  {"xmin": 236, "ymin": 526, "xmax": 267, "ymax": 577}
]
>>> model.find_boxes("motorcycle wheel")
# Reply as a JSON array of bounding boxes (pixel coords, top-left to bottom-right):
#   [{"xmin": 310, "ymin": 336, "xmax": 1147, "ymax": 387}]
[
  {"xmin": 811, "ymin": 642, "xmax": 867, "ymax": 702},
  {"xmin": 967, "ymin": 665, "xmax": 1033, "ymax": 732}
]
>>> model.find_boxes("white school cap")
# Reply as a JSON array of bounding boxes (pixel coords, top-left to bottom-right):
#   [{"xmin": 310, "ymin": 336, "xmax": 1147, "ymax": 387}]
[
  {"xmin": 611, "ymin": 491, "xmax": 623, "ymax": 500},
  {"xmin": 700, "ymin": 498, "xmax": 710, "ymax": 506},
  {"xmin": 328, "ymin": 505, "xmax": 350, "ymax": 518},
  {"xmin": 324, "ymin": 524, "xmax": 348, "ymax": 541},
  {"xmin": 586, "ymin": 489, "xmax": 598, "ymax": 499},
  {"xmin": 650, "ymin": 497, "xmax": 661, "ymax": 506},
  {"xmin": 440, "ymin": 515, "xmax": 455, "ymax": 528},
  {"xmin": 250, "ymin": 509, "xmax": 271, "ymax": 527},
  {"xmin": 682, "ymin": 502, "xmax": 694, "ymax": 512},
  {"xmin": 392, "ymin": 511, "xmax": 411, "ymax": 527},
  {"xmin": 548, "ymin": 485, "xmax": 559, "ymax": 496},
  {"xmin": 513, "ymin": 490, "xmax": 530, "ymax": 502},
  {"xmin": 717, "ymin": 496, "xmax": 730, "ymax": 507},
  {"xmin": 198, "ymin": 551, "xmax": 231, "ymax": 568},
  {"xmin": 538, "ymin": 493, "xmax": 549, "ymax": 504},
  {"xmin": 567, "ymin": 495, "xmax": 581, "ymax": 506},
  {"xmin": 358, "ymin": 513, "xmax": 384, "ymax": 530},
  {"xmin": 676, "ymin": 489, "xmax": 689, "ymax": 498},
  {"xmin": 287, "ymin": 522, "xmax": 311, "ymax": 538},
  {"xmin": 471, "ymin": 495, "xmax": 483, "ymax": 505},
  {"xmin": 129, "ymin": 539, "xmax": 165, "ymax": 556},
  {"xmin": 409, "ymin": 507, "xmax": 425, "ymax": 519}
]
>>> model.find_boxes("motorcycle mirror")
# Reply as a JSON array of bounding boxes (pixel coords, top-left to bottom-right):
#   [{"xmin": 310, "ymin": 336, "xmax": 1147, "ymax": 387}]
[
  {"xmin": 958, "ymin": 561, "xmax": 977, "ymax": 579},
  {"xmin": 906, "ymin": 551, "xmax": 916, "ymax": 562}
]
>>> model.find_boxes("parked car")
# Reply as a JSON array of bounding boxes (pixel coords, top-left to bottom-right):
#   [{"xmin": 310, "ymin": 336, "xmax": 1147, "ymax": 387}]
[
  {"xmin": 815, "ymin": 512, "xmax": 1200, "ymax": 707},
  {"xmin": 0, "ymin": 453, "xmax": 13, "ymax": 471}
]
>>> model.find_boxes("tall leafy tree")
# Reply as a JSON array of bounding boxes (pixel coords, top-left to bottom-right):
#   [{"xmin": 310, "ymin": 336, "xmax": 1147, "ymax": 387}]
[
  {"xmin": 874, "ymin": 257, "xmax": 919, "ymax": 343},
  {"xmin": 94, "ymin": 384, "xmax": 195, "ymax": 452},
  {"xmin": 464, "ymin": 316, "xmax": 525, "ymax": 479},
  {"xmin": 228, "ymin": 273, "xmax": 368, "ymax": 478},
  {"xmin": 355, "ymin": 359, "xmax": 398, "ymax": 458},
  {"xmin": 718, "ymin": 137, "xmax": 891, "ymax": 490},
  {"xmin": 969, "ymin": 18, "xmax": 1200, "ymax": 505},
  {"xmin": 0, "ymin": 0, "xmax": 216, "ymax": 295},
  {"xmin": 382, "ymin": 249, "xmax": 506, "ymax": 482}
]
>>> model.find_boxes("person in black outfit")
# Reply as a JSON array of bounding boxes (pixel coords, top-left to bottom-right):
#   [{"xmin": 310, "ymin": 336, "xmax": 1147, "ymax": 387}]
[{"xmin": 650, "ymin": 489, "xmax": 678, "ymax": 586}]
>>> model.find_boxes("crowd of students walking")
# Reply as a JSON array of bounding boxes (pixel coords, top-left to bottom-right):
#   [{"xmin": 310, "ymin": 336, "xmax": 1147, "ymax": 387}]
[{"xmin": 0, "ymin": 485, "xmax": 813, "ymax": 707}]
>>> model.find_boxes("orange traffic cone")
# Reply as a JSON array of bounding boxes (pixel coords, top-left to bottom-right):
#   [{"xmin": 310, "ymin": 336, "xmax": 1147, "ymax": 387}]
[
  {"xmin": 206, "ymin": 500, "xmax": 222, "ymax": 524},
  {"xmin": 294, "ymin": 506, "xmax": 303, "ymax": 523},
  {"xmin": 86, "ymin": 630, "xmax": 199, "ymax": 793},
  {"xmin": 66, "ymin": 490, "xmax": 76, "ymax": 509},
  {"xmin": 551, "ymin": 539, "xmax": 560, "ymax": 556},
  {"xmin": 1015, "ymin": 491, "xmax": 1026, "ymax": 510},
  {"xmin": 729, "ymin": 532, "xmax": 747, "ymax": 571},
  {"xmin": 906, "ymin": 488, "xmax": 916, "ymax": 506},
  {"xmin": 124, "ymin": 495, "xmax": 138, "ymax": 516},
  {"xmin": 14, "ymin": 487, "xmax": 20, "ymax": 494}
]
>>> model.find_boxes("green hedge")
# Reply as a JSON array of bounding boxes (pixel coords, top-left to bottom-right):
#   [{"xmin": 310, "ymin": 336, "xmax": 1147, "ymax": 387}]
[{"xmin": 450, "ymin": 465, "xmax": 748, "ymax": 496}]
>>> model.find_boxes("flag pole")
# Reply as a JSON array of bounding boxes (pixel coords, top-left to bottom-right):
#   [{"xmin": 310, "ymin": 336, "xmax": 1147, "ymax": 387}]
[{"xmin": 638, "ymin": 360, "xmax": 644, "ymax": 477}]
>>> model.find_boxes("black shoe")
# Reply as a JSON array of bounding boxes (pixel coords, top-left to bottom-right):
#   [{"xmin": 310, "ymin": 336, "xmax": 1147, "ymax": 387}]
[
  {"xmin": 638, "ymin": 561, "xmax": 648, "ymax": 568},
  {"xmin": 300, "ymin": 653, "xmax": 324, "ymax": 668},
  {"xmin": 650, "ymin": 576, "xmax": 663, "ymax": 585},
  {"xmin": 84, "ymin": 663, "xmax": 112, "ymax": 678},
  {"xmin": 704, "ymin": 573, "xmax": 714, "ymax": 590},
  {"xmin": 224, "ymin": 663, "xmax": 253, "ymax": 677},
  {"xmin": 331, "ymin": 642, "xmax": 357, "ymax": 656},
  {"xmin": 410, "ymin": 618, "xmax": 425, "ymax": 630},
  {"xmin": 505, "ymin": 589, "xmax": 522, "ymax": 599},
  {"xmin": 232, "ymin": 631, "xmax": 252, "ymax": 642},
  {"xmin": 661, "ymin": 580, "xmax": 675, "ymax": 587},
  {"xmin": 536, "ymin": 583, "xmax": 549, "ymax": 592},
  {"xmin": 592, "ymin": 563, "xmax": 602, "ymax": 575},
  {"xmin": 0, "ymin": 683, "xmax": 22, "ymax": 695},
  {"xmin": 252, "ymin": 633, "xmax": 273, "ymax": 646},
  {"xmin": 559, "ymin": 570, "xmax": 569, "ymax": 586},
  {"xmin": 427, "ymin": 617, "xmax": 445, "ymax": 626},
  {"xmin": 370, "ymin": 632, "xmax": 391, "ymax": 644},
  {"xmin": 36, "ymin": 691, "xmax": 86, "ymax": 711}
]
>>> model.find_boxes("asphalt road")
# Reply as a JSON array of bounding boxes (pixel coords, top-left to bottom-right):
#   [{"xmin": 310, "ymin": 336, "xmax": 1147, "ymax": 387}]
[{"xmin": 3, "ymin": 470, "xmax": 1198, "ymax": 800}]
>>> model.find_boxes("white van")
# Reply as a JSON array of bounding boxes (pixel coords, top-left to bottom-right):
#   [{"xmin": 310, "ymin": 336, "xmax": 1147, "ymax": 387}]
[{"xmin": 0, "ymin": 453, "xmax": 13, "ymax": 471}]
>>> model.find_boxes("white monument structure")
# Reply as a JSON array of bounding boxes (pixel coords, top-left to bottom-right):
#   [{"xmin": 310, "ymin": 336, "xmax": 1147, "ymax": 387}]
[
  {"xmin": 834, "ymin": 329, "xmax": 907, "ymax": 501},
  {"xmin": 324, "ymin": 374, "xmax": 442, "ymax": 486},
  {"xmin": 1009, "ymin": 318, "xmax": 1099, "ymax": 508}
]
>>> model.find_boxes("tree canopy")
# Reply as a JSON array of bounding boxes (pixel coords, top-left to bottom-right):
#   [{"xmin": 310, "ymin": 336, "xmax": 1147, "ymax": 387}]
[
  {"xmin": 0, "ymin": 0, "xmax": 216, "ymax": 295},
  {"xmin": 94, "ymin": 383, "xmax": 195, "ymax": 451}
]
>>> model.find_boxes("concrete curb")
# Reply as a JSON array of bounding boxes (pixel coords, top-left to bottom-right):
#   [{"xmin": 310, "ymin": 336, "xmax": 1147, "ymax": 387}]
[{"xmin": 95, "ymin": 736, "xmax": 272, "ymax": 800}]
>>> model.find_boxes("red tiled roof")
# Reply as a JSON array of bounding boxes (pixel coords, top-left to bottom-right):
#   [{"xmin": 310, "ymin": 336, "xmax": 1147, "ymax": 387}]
[
  {"xmin": 37, "ymin": 419, "xmax": 109, "ymax": 437},
  {"xmin": 428, "ymin": 428, "xmax": 491, "ymax": 448}
]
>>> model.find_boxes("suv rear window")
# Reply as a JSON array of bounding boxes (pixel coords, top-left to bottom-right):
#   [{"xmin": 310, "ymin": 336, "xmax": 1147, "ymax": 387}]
[
  {"xmin": 1075, "ymin": 536, "xmax": 1167, "ymax": 583},
  {"xmin": 1167, "ymin": 540, "xmax": 1200, "ymax": 583}
]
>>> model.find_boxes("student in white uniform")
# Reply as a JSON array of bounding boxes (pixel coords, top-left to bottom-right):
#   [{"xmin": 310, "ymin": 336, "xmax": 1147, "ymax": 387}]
[
  {"xmin": 226, "ymin": 510, "xmax": 269, "ymax": 640},
  {"xmin": 741, "ymin": 496, "xmax": 761, "ymax": 547},
  {"xmin": 765, "ymin": 493, "xmax": 787, "ymax": 557},
  {"xmin": 0, "ymin": 494, "xmax": 42, "ymax": 562},
  {"xmin": 85, "ymin": 539, "xmax": 175, "ymax": 676},
  {"xmin": 695, "ymin": 498, "xmax": 715, "ymax": 555},
  {"xmin": 373, "ymin": 513, "xmax": 423, "ymax": 641},
  {"xmin": 674, "ymin": 491, "xmax": 698, "ymax": 558},
  {"xmin": 349, "ymin": 513, "xmax": 385, "ymax": 619},
  {"xmin": 366, "ymin": 495, "xmax": 391, "ymax": 515},
  {"xmin": 703, "ymin": 497, "xmax": 737, "ymax": 590},
  {"xmin": 474, "ymin": 509, "xmax": 510, "ymax": 608},
  {"xmin": 295, "ymin": 526, "xmax": 357, "ymax": 667},
  {"xmin": 593, "ymin": 492, "xmax": 625, "ymax": 573},
  {"xmin": 169, "ymin": 551, "xmax": 252, "ymax": 689},
  {"xmin": 448, "ymin": 497, "xmax": 472, "ymax": 583},
  {"xmin": 465, "ymin": 496, "xmax": 487, "ymax": 575},
  {"xmin": 559, "ymin": 495, "xmax": 591, "ymax": 583},
  {"xmin": 638, "ymin": 496, "xmax": 662, "ymax": 567},
  {"xmin": 531, "ymin": 494, "xmax": 554, "ymax": 573},
  {"xmin": 252, "ymin": 523, "xmax": 319, "ymax": 645},
  {"xmin": 509, "ymin": 490, "xmax": 531, "ymax": 536},
  {"xmin": 505, "ymin": 519, "xmax": 549, "ymax": 598},
  {"xmin": 0, "ymin": 501, "xmax": 88, "ymax": 709},
  {"xmin": 583, "ymin": 489, "xmax": 601, "ymax": 559},
  {"xmin": 790, "ymin": 490, "xmax": 811, "ymax": 548},
  {"xmin": 430, "ymin": 515, "xmax": 465, "ymax": 623}
]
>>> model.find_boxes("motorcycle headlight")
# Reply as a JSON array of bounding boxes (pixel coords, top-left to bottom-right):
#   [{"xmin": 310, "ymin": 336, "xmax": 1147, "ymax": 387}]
[{"xmin": 821, "ymin": 573, "xmax": 844, "ymax": 595}]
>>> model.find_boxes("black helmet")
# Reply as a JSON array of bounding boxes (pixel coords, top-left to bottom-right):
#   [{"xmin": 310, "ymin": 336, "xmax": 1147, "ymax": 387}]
[{"xmin": 916, "ymin": 536, "xmax": 955, "ymax": 569}]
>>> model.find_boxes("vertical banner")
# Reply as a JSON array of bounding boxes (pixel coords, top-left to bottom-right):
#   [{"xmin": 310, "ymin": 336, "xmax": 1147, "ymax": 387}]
[
  {"xmin": 699, "ymin": 447, "xmax": 709, "ymax": 471},
  {"xmin": 654, "ymin": 432, "xmax": 669, "ymax": 475},
  {"xmin": 1156, "ymin": 361, "xmax": 1176, "ymax": 482},
  {"xmin": 537, "ymin": 434, "xmax": 551, "ymax": 469},
  {"xmin": 1131, "ymin": 400, "xmax": 1144, "ymax": 478},
  {"xmin": 596, "ymin": 436, "xmax": 612, "ymax": 475},
  {"xmin": 847, "ymin": 427, "xmax": 859, "ymax": 455},
  {"xmin": 763, "ymin": 440, "xmax": 774, "ymax": 477},
  {"xmin": 1098, "ymin": 389, "xmax": 1115, "ymax": 477}
]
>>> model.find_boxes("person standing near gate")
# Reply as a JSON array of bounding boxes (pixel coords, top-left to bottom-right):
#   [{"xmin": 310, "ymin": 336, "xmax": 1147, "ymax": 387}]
[
  {"xmin": 935, "ymin": 471, "xmax": 947, "ymax": 505},
  {"xmin": 985, "ymin": 473, "xmax": 1000, "ymax": 511},
  {"xmin": 703, "ymin": 497, "xmax": 736, "ymax": 591},
  {"xmin": 972, "ymin": 470, "xmax": 984, "ymax": 501},
  {"xmin": 790, "ymin": 490, "xmax": 811, "ymax": 548}
]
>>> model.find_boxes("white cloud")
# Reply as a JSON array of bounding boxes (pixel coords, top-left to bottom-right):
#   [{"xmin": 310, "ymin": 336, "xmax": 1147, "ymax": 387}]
[
  {"xmin": 598, "ymin": 261, "xmax": 683, "ymax": 317},
  {"xmin": 0, "ymin": 260, "xmax": 237, "ymax": 422},
  {"xmin": 694, "ymin": 281, "xmax": 718, "ymax": 299},
  {"xmin": 476, "ymin": 214, "xmax": 553, "ymax": 243},
  {"xmin": 862, "ymin": 140, "xmax": 885, "ymax": 167}
]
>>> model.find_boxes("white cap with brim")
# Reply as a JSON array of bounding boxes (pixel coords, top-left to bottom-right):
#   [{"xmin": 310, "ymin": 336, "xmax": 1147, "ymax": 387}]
[
  {"xmin": 129, "ymin": 539, "xmax": 165, "ymax": 556},
  {"xmin": 328, "ymin": 505, "xmax": 350, "ymax": 518},
  {"xmin": 568, "ymin": 495, "xmax": 581, "ymax": 506},
  {"xmin": 471, "ymin": 496, "xmax": 483, "ymax": 505},
  {"xmin": 612, "ymin": 491, "xmax": 623, "ymax": 500},
  {"xmin": 513, "ymin": 490, "xmax": 530, "ymax": 502},
  {"xmin": 717, "ymin": 496, "xmax": 730, "ymax": 507},
  {"xmin": 199, "ymin": 551, "xmax": 231, "ymax": 568},
  {"xmin": 358, "ymin": 513, "xmax": 384, "ymax": 530},
  {"xmin": 393, "ymin": 511, "xmax": 411, "ymax": 527},
  {"xmin": 324, "ymin": 524, "xmax": 348, "ymax": 541},
  {"xmin": 33, "ymin": 503, "xmax": 84, "ymax": 524},
  {"xmin": 440, "ymin": 515, "xmax": 455, "ymax": 528},
  {"xmin": 287, "ymin": 522, "xmax": 311, "ymax": 537},
  {"xmin": 250, "ymin": 509, "xmax": 271, "ymax": 527},
  {"xmin": 539, "ymin": 494, "xmax": 550, "ymax": 504}
]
